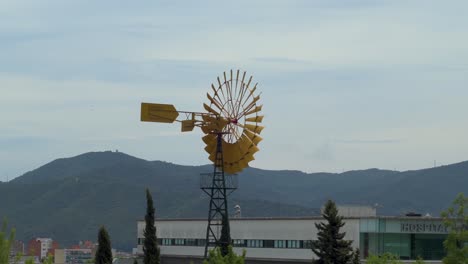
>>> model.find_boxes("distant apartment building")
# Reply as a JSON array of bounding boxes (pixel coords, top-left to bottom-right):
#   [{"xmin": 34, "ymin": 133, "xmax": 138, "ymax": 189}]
[
  {"xmin": 10, "ymin": 240, "xmax": 25, "ymax": 257},
  {"xmin": 54, "ymin": 241, "xmax": 117, "ymax": 264},
  {"xmin": 54, "ymin": 249, "xmax": 93, "ymax": 264},
  {"xmin": 27, "ymin": 238, "xmax": 59, "ymax": 259}
]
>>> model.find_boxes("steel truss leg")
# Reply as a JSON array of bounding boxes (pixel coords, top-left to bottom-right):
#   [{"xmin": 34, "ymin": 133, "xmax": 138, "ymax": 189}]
[{"xmin": 203, "ymin": 133, "xmax": 231, "ymax": 258}]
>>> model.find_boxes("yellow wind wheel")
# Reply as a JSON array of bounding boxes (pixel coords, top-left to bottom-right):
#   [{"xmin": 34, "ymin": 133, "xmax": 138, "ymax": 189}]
[{"xmin": 201, "ymin": 70, "xmax": 264, "ymax": 174}]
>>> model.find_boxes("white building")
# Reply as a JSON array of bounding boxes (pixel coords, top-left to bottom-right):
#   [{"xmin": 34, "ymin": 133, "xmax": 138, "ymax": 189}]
[
  {"xmin": 36, "ymin": 238, "xmax": 53, "ymax": 259},
  {"xmin": 136, "ymin": 209, "xmax": 447, "ymax": 263}
]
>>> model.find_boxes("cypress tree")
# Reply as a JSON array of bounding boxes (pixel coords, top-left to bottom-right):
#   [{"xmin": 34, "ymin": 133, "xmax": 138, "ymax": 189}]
[
  {"xmin": 311, "ymin": 200, "xmax": 353, "ymax": 264},
  {"xmin": 95, "ymin": 226, "xmax": 112, "ymax": 264},
  {"xmin": 143, "ymin": 189, "xmax": 160, "ymax": 264},
  {"xmin": 219, "ymin": 213, "xmax": 231, "ymax": 256}
]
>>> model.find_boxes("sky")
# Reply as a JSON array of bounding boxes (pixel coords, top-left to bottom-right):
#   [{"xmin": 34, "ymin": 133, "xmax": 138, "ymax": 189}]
[{"xmin": 1, "ymin": 0, "xmax": 468, "ymax": 181}]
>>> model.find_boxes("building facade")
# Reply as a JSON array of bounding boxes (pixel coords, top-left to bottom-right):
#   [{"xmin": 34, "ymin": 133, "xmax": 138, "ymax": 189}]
[
  {"xmin": 136, "ymin": 216, "xmax": 448, "ymax": 263},
  {"xmin": 54, "ymin": 249, "xmax": 93, "ymax": 264},
  {"xmin": 27, "ymin": 238, "xmax": 59, "ymax": 259}
]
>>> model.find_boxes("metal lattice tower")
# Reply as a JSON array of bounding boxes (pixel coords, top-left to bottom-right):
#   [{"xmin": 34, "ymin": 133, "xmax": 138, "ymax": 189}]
[{"xmin": 201, "ymin": 133, "xmax": 231, "ymax": 257}]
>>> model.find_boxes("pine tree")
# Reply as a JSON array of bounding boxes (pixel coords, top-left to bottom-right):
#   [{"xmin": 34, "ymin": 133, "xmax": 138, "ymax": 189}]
[
  {"xmin": 353, "ymin": 248, "xmax": 360, "ymax": 264},
  {"xmin": 95, "ymin": 226, "xmax": 112, "ymax": 264},
  {"xmin": 311, "ymin": 200, "xmax": 353, "ymax": 264},
  {"xmin": 143, "ymin": 189, "xmax": 160, "ymax": 264}
]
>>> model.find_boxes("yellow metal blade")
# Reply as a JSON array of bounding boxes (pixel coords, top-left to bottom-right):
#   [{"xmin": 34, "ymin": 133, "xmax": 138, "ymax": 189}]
[
  {"xmin": 201, "ymin": 125, "xmax": 212, "ymax": 134},
  {"xmin": 208, "ymin": 153, "xmax": 216, "ymax": 162},
  {"xmin": 207, "ymin": 93, "xmax": 224, "ymax": 112},
  {"xmin": 202, "ymin": 134, "xmax": 216, "ymax": 145},
  {"xmin": 202, "ymin": 115, "xmax": 215, "ymax": 123},
  {"xmin": 244, "ymin": 124, "xmax": 265, "ymax": 134},
  {"xmin": 238, "ymin": 159, "xmax": 249, "ymax": 169},
  {"xmin": 203, "ymin": 103, "xmax": 220, "ymax": 116},
  {"xmin": 204, "ymin": 143, "xmax": 216, "ymax": 154},
  {"xmin": 223, "ymin": 142, "xmax": 243, "ymax": 163},
  {"xmin": 248, "ymin": 145, "xmax": 260, "ymax": 154},
  {"xmin": 140, "ymin": 103, "xmax": 179, "ymax": 123},
  {"xmin": 242, "ymin": 95, "xmax": 261, "ymax": 114},
  {"xmin": 243, "ymin": 153, "xmax": 255, "ymax": 163},
  {"xmin": 238, "ymin": 135, "xmax": 253, "ymax": 152},
  {"xmin": 245, "ymin": 115, "xmax": 264, "ymax": 123},
  {"xmin": 202, "ymin": 115, "xmax": 229, "ymax": 132},
  {"xmin": 244, "ymin": 105, "xmax": 262, "ymax": 116},
  {"xmin": 243, "ymin": 129, "xmax": 263, "ymax": 145},
  {"xmin": 225, "ymin": 162, "xmax": 242, "ymax": 174}
]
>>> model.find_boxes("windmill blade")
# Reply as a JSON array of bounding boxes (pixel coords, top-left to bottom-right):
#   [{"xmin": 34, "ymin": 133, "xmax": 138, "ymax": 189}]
[
  {"xmin": 243, "ymin": 129, "xmax": 263, "ymax": 145},
  {"xmin": 240, "ymin": 83, "xmax": 257, "ymax": 108},
  {"xmin": 202, "ymin": 134, "xmax": 216, "ymax": 145},
  {"xmin": 204, "ymin": 143, "xmax": 216, "ymax": 154},
  {"xmin": 243, "ymin": 124, "xmax": 264, "ymax": 134},
  {"xmin": 247, "ymin": 145, "xmax": 260, "ymax": 156},
  {"xmin": 243, "ymin": 153, "xmax": 255, "ymax": 163},
  {"xmin": 244, "ymin": 105, "xmax": 263, "ymax": 116},
  {"xmin": 238, "ymin": 136, "xmax": 253, "ymax": 152},
  {"xmin": 245, "ymin": 115, "xmax": 264, "ymax": 123},
  {"xmin": 208, "ymin": 151, "xmax": 216, "ymax": 162},
  {"xmin": 226, "ymin": 162, "xmax": 242, "ymax": 174},
  {"xmin": 203, "ymin": 103, "xmax": 220, "ymax": 116},
  {"xmin": 223, "ymin": 142, "xmax": 243, "ymax": 162},
  {"xmin": 207, "ymin": 93, "xmax": 225, "ymax": 112},
  {"xmin": 240, "ymin": 95, "xmax": 261, "ymax": 117}
]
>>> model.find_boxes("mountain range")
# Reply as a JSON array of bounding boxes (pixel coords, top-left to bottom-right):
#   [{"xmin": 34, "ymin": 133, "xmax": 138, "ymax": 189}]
[{"xmin": 0, "ymin": 151, "xmax": 466, "ymax": 250}]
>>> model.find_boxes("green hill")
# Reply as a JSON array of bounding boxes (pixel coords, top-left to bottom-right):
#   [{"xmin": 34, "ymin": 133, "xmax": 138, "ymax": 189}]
[{"xmin": 0, "ymin": 151, "xmax": 466, "ymax": 250}]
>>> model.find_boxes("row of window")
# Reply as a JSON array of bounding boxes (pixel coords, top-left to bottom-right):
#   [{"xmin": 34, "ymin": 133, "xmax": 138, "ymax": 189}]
[{"xmin": 138, "ymin": 238, "xmax": 313, "ymax": 249}]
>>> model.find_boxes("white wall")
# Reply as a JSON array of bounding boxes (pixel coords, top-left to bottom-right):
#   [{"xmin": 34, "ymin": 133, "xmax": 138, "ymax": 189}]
[{"xmin": 137, "ymin": 218, "xmax": 360, "ymax": 261}]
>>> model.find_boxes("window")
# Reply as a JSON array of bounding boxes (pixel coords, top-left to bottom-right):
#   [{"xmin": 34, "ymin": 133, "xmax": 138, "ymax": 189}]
[
  {"xmin": 162, "ymin": 238, "xmax": 172, "ymax": 245},
  {"xmin": 288, "ymin": 240, "xmax": 300, "ymax": 248},
  {"xmin": 247, "ymin": 240, "xmax": 263, "ymax": 248},
  {"xmin": 186, "ymin": 239, "xmax": 197, "ymax": 246},
  {"xmin": 274, "ymin": 240, "xmax": 286, "ymax": 248},
  {"xmin": 233, "ymin": 239, "xmax": 246, "ymax": 247},
  {"xmin": 138, "ymin": 238, "xmax": 144, "ymax": 245},
  {"xmin": 174, "ymin": 239, "xmax": 185, "ymax": 245}
]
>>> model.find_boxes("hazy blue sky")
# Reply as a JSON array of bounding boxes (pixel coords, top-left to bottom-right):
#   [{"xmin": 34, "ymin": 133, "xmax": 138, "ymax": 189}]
[{"xmin": 1, "ymin": 0, "xmax": 468, "ymax": 181}]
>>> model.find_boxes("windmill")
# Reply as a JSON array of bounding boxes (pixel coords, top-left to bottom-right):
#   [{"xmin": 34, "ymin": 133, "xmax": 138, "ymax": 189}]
[{"xmin": 140, "ymin": 69, "xmax": 264, "ymax": 257}]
